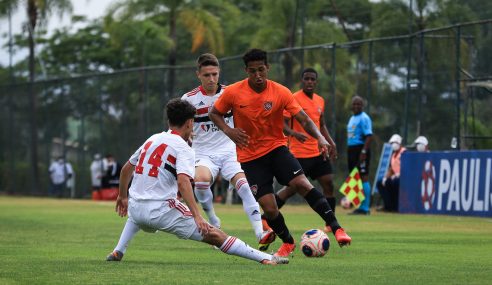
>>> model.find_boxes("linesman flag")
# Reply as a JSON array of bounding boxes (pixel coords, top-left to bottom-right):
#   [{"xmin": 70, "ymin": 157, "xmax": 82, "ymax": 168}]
[{"xmin": 339, "ymin": 167, "xmax": 365, "ymax": 208}]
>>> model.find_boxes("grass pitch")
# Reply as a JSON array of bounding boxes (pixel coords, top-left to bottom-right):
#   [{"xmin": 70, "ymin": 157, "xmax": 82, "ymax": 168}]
[{"xmin": 0, "ymin": 197, "xmax": 491, "ymax": 285}]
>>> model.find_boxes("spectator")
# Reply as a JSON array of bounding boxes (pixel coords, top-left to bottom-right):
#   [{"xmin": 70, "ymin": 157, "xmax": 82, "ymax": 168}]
[
  {"xmin": 104, "ymin": 154, "xmax": 122, "ymax": 188},
  {"xmin": 90, "ymin": 153, "xmax": 103, "ymax": 192},
  {"xmin": 48, "ymin": 156, "xmax": 73, "ymax": 198},
  {"xmin": 414, "ymin": 136, "xmax": 430, "ymax": 152},
  {"xmin": 346, "ymin": 95, "xmax": 373, "ymax": 215},
  {"xmin": 377, "ymin": 134, "xmax": 406, "ymax": 212}
]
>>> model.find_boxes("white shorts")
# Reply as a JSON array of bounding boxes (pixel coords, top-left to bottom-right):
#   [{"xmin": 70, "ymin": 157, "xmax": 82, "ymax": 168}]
[
  {"xmin": 128, "ymin": 198, "xmax": 203, "ymax": 241},
  {"xmin": 195, "ymin": 152, "xmax": 243, "ymax": 182}
]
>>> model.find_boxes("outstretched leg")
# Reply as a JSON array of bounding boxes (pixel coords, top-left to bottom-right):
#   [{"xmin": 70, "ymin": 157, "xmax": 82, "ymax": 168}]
[{"xmin": 106, "ymin": 219, "xmax": 141, "ymax": 261}]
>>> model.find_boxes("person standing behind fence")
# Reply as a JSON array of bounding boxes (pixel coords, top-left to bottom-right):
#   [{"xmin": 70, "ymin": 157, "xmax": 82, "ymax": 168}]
[
  {"xmin": 90, "ymin": 153, "xmax": 103, "ymax": 192},
  {"xmin": 104, "ymin": 154, "xmax": 122, "ymax": 188},
  {"xmin": 377, "ymin": 134, "xmax": 405, "ymax": 212},
  {"xmin": 48, "ymin": 156, "xmax": 73, "ymax": 198},
  {"xmin": 414, "ymin": 136, "xmax": 430, "ymax": 152},
  {"xmin": 346, "ymin": 95, "xmax": 373, "ymax": 215}
]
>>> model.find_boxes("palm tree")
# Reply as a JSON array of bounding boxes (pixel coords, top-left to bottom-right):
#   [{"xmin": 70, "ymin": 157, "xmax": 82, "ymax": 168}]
[
  {"xmin": 0, "ymin": 0, "xmax": 72, "ymax": 194},
  {"xmin": 106, "ymin": 0, "xmax": 227, "ymax": 98}
]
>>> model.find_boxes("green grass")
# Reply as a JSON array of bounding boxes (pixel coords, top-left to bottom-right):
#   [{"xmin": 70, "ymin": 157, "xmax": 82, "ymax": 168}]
[{"xmin": 1, "ymin": 197, "xmax": 491, "ymax": 285}]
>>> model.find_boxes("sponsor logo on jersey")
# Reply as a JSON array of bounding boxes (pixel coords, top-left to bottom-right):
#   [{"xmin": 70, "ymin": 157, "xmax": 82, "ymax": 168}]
[
  {"xmin": 200, "ymin": 124, "xmax": 220, "ymax": 132},
  {"xmin": 199, "ymin": 101, "xmax": 205, "ymax": 106},
  {"xmin": 263, "ymin": 101, "xmax": 273, "ymax": 111}
]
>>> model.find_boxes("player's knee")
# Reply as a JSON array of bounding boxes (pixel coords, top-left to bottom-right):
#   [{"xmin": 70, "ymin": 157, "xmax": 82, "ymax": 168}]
[{"xmin": 204, "ymin": 226, "xmax": 227, "ymax": 245}]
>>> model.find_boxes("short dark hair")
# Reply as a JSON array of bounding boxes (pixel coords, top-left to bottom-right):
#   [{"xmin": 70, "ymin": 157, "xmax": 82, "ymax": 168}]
[
  {"xmin": 165, "ymin": 98, "xmax": 196, "ymax": 127},
  {"xmin": 243, "ymin": 48, "xmax": 268, "ymax": 66},
  {"xmin": 301, "ymin": 67, "xmax": 318, "ymax": 78},
  {"xmin": 197, "ymin": 53, "xmax": 219, "ymax": 70}
]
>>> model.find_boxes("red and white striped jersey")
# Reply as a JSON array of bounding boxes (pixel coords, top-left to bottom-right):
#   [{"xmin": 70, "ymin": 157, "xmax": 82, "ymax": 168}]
[
  {"xmin": 181, "ymin": 85, "xmax": 235, "ymax": 155},
  {"xmin": 128, "ymin": 130, "xmax": 195, "ymax": 201}
]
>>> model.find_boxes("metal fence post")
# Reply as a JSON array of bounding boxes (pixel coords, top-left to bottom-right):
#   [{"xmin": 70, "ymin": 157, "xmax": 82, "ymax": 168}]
[
  {"xmin": 331, "ymin": 44, "xmax": 337, "ymax": 140},
  {"xmin": 367, "ymin": 41, "xmax": 373, "ymax": 113},
  {"xmin": 455, "ymin": 26, "xmax": 461, "ymax": 149}
]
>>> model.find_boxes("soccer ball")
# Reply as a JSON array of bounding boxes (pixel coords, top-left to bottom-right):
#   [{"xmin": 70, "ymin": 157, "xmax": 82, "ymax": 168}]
[
  {"xmin": 340, "ymin": 196, "xmax": 351, "ymax": 209},
  {"xmin": 300, "ymin": 229, "xmax": 330, "ymax": 257}
]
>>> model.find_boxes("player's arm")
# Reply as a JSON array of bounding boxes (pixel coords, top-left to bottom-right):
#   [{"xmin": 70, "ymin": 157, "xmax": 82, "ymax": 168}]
[
  {"xmin": 283, "ymin": 117, "xmax": 307, "ymax": 143},
  {"xmin": 115, "ymin": 161, "xmax": 134, "ymax": 217},
  {"xmin": 177, "ymin": 174, "xmax": 210, "ymax": 235},
  {"xmin": 209, "ymin": 106, "xmax": 249, "ymax": 148},
  {"xmin": 319, "ymin": 113, "xmax": 337, "ymax": 159},
  {"xmin": 293, "ymin": 110, "xmax": 332, "ymax": 158}
]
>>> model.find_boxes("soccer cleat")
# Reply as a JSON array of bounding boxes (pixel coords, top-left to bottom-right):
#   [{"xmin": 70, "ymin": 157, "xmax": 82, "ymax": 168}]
[
  {"xmin": 323, "ymin": 225, "xmax": 332, "ymax": 233},
  {"xmin": 261, "ymin": 255, "xmax": 289, "ymax": 265},
  {"xmin": 106, "ymin": 250, "xmax": 124, "ymax": 261},
  {"xmin": 274, "ymin": 242, "xmax": 296, "ymax": 257},
  {"xmin": 258, "ymin": 229, "xmax": 276, "ymax": 251},
  {"xmin": 334, "ymin": 228, "xmax": 352, "ymax": 247}
]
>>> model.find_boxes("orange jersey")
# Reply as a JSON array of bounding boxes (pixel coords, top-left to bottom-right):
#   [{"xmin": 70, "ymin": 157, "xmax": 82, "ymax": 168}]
[
  {"xmin": 213, "ymin": 79, "xmax": 302, "ymax": 162},
  {"xmin": 284, "ymin": 90, "xmax": 325, "ymax": 158}
]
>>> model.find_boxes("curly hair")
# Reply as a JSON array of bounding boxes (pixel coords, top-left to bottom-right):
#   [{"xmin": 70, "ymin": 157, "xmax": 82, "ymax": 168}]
[
  {"xmin": 242, "ymin": 48, "xmax": 268, "ymax": 66},
  {"xmin": 165, "ymin": 98, "xmax": 196, "ymax": 127}
]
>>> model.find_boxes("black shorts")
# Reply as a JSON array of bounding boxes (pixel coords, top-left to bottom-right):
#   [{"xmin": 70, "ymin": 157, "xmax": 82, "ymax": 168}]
[
  {"xmin": 240, "ymin": 146, "xmax": 304, "ymax": 200},
  {"xmin": 297, "ymin": 155, "xmax": 333, "ymax": 180},
  {"xmin": 347, "ymin": 145, "xmax": 370, "ymax": 175}
]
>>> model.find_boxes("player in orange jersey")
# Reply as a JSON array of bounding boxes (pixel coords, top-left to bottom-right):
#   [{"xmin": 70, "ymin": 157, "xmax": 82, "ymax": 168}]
[
  {"xmin": 269, "ymin": 67, "xmax": 339, "ymax": 233},
  {"xmin": 210, "ymin": 49, "xmax": 351, "ymax": 257}
]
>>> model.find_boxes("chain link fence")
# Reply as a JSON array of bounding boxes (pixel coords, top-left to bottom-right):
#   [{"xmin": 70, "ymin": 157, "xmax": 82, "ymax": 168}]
[{"xmin": 1, "ymin": 20, "xmax": 491, "ymax": 198}]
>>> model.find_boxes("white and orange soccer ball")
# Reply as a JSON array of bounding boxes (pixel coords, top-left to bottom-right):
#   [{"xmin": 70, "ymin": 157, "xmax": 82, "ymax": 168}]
[{"xmin": 300, "ymin": 229, "xmax": 330, "ymax": 257}]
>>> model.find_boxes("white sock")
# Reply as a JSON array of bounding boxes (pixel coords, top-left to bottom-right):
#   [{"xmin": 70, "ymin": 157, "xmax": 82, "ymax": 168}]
[
  {"xmin": 194, "ymin": 182, "xmax": 220, "ymax": 227},
  {"xmin": 235, "ymin": 178, "xmax": 263, "ymax": 240},
  {"xmin": 114, "ymin": 219, "xmax": 140, "ymax": 254},
  {"xmin": 220, "ymin": 236, "xmax": 272, "ymax": 263}
]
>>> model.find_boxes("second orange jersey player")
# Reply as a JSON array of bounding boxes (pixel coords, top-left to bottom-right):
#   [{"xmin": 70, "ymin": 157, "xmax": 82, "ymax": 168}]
[{"xmin": 275, "ymin": 68, "xmax": 339, "ymax": 233}]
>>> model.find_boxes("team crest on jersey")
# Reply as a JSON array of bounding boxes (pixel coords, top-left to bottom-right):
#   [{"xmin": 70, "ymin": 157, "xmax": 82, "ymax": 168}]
[
  {"xmin": 250, "ymin": 184, "xmax": 258, "ymax": 195},
  {"xmin": 263, "ymin": 101, "xmax": 273, "ymax": 111}
]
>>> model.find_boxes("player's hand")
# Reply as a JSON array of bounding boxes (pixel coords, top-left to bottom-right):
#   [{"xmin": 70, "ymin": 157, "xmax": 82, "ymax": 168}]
[
  {"xmin": 317, "ymin": 137, "xmax": 332, "ymax": 160},
  {"xmin": 328, "ymin": 142, "xmax": 338, "ymax": 161},
  {"xmin": 225, "ymin": 128, "xmax": 250, "ymax": 149},
  {"xmin": 194, "ymin": 215, "xmax": 212, "ymax": 236},
  {"xmin": 115, "ymin": 195, "xmax": 128, "ymax": 217},
  {"xmin": 292, "ymin": 132, "xmax": 308, "ymax": 143}
]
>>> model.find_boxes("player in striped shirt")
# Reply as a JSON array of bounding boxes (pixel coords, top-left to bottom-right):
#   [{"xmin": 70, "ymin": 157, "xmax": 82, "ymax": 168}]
[
  {"xmin": 105, "ymin": 98, "xmax": 287, "ymax": 265},
  {"xmin": 181, "ymin": 54, "xmax": 274, "ymax": 245}
]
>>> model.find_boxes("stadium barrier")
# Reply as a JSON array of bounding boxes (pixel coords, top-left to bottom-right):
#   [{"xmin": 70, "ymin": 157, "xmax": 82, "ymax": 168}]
[{"xmin": 400, "ymin": 150, "xmax": 492, "ymax": 217}]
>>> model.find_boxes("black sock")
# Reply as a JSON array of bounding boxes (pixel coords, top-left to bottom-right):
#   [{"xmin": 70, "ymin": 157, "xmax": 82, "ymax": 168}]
[
  {"xmin": 266, "ymin": 212, "xmax": 294, "ymax": 244},
  {"xmin": 327, "ymin": 197, "xmax": 336, "ymax": 213},
  {"xmin": 275, "ymin": 193, "xmax": 286, "ymax": 209},
  {"xmin": 304, "ymin": 188, "xmax": 341, "ymax": 232}
]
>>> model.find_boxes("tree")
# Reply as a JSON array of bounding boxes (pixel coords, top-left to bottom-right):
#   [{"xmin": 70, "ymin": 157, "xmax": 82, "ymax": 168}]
[
  {"xmin": 0, "ymin": 0, "xmax": 72, "ymax": 193},
  {"xmin": 105, "ymin": 0, "xmax": 228, "ymax": 98}
]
